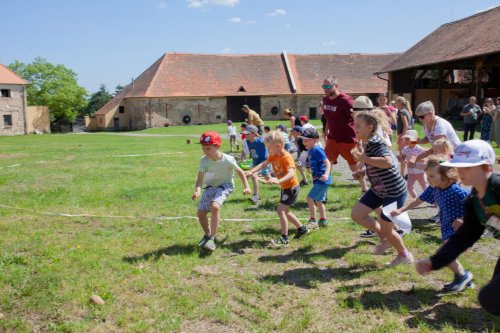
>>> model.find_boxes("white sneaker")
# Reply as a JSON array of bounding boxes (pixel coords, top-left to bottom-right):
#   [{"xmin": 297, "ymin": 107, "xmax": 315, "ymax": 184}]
[
  {"xmin": 388, "ymin": 251, "xmax": 414, "ymax": 266},
  {"xmin": 249, "ymin": 195, "xmax": 259, "ymax": 204}
]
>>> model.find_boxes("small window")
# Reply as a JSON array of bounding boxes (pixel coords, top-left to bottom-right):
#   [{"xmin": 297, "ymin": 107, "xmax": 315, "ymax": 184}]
[
  {"xmin": 3, "ymin": 115, "xmax": 12, "ymax": 126},
  {"xmin": 237, "ymin": 86, "xmax": 246, "ymax": 92},
  {"xmin": 119, "ymin": 106, "xmax": 125, "ymax": 113},
  {"xmin": 216, "ymin": 115, "xmax": 222, "ymax": 120},
  {"xmin": 1, "ymin": 89, "xmax": 11, "ymax": 98}
]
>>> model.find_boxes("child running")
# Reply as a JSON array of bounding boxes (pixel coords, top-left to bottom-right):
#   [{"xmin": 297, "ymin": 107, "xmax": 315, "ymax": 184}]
[
  {"xmin": 416, "ymin": 140, "xmax": 499, "ymax": 315},
  {"xmin": 350, "ymin": 111, "xmax": 414, "ymax": 266},
  {"xmin": 245, "ymin": 130, "xmax": 309, "ymax": 247},
  {"xmin": 291, "ymin": 126, "xmax": 310, "ymax": 186},
  {"xmin": 300, "ymin": 128, "xmax": 332, "ymax": 229},
  {"xmin": 391, "ymin": 156, "xmax": 472, "ymax": 292},
  {"xmin": 401, "ymin": 134, "xmax": 427, "ymax": 198},
  {"xmin": 243, "ymin": 124, "xmax": 271, "ymax": 204},
  {"xmin": 192, "ymin": 131, "xmax": 251, "ymax": 251},
  {"xmin": 227, "ymin": 120, "xmax": 237, "ymax": 152}
]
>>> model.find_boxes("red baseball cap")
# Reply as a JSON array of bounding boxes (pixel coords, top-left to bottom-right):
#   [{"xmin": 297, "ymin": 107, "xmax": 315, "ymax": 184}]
[
  {"xmin": 299, "ymin": 115, "xmax": 309, "ymax": 122},
  {"xmin": 199, "ymin": 131, "xmax": 221, "ymax": 146}
]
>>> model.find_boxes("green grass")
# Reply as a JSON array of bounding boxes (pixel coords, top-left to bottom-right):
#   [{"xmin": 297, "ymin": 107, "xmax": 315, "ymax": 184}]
[{"xmin": 0, "ymin": 122, "xmax": 499, "ymax": 332}]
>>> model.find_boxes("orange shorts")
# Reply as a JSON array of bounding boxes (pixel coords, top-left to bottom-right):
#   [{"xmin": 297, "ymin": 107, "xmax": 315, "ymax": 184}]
[{"xmin": 325, "ymin": 139, "xmax": 357, "ymax": 166}]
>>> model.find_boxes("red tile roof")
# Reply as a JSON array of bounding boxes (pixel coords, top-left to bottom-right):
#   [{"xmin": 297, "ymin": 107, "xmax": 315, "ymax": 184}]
[
  {"xmin": 378, "ymin": 6, "xmax": 500, "ymax": 73},
  {"xmin": 287, "ymin": 53, "xmax": 399, "ymax": 94},
  {"xmin": 96, "ymin": 52, "xmax": 399, "ymax": 115},
  {"xmin": 0, "ymin": 64, "xmax": 28, "ymax": 85}
]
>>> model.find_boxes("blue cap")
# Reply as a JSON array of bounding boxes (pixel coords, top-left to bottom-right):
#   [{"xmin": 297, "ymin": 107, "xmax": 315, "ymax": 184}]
[{"xmin": 291, "ymin": 125, "xmax": 303, "ymax": 133}]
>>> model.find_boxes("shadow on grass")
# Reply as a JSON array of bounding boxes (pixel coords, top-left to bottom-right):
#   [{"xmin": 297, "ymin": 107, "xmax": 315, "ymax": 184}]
[
  {"xmin": 412, "ymin": 218, "xmax": 442, "ymax": 244},
  {"xmin": 123, "ymin": 244, "xmax": 199, "ymax": 263},
  {"xmin": 343, "ymin": 287, "xmax": 500, "ymax": 331},
  {"xmin": 260, "ymin": 263, "xmax": 380, "ymax": 288},
  {"xmin": 258, "ymin": 241, "xmax": 371, "ymax": 264},
  {"xmin": 223, "ymin": 239, "xmax": 272, "ymax": 254},
  {"xmin": 239, "ymin": 227, "xmax": 278, "ymax": 237}
]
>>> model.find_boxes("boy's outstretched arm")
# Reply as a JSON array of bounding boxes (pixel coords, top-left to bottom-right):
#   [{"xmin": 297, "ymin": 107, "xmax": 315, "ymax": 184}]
[
  {"xmin": 269, "ymin": 167, "xmax": 295, "ymax": 185},
  {"xmin": 192, "ymin": 172, "xmax": 204, "ymax": 200},
  {"xmin": 235, "ymin": 167, "xmax": 251, "ymax": 195},
  {"xmin": 245, "ymin": 161, "xmax": 267, "ymax": 178}
]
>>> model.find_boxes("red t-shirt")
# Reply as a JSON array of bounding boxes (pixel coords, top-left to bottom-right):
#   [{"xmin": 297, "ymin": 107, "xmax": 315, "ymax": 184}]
[{"xmin": 323, "ymin": 92, "xmax": 357, "ymax": 143}]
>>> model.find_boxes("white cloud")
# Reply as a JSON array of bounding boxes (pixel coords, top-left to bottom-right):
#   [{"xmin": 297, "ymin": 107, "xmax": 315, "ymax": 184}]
[
  {"xmin": 322, "ymin": 41, "xmax": 336, "ymax": 46},
  {"xmin": 187, "ymin": 0, "xmax": 239, "ymax": 8},
  {"xmin": 267, "ymin": 9, "xmax": 286, "ymax": 16},
  {"xmin": 228, "ymin": 17, "xmax": 256, "ymax": 24},
  {"xmin": 220, "ymin": 48, "xmax": 232, "ymax": 53},
  {"xmin": 157, "ymin": 1, "xmax": 167, "ymax": 10}
]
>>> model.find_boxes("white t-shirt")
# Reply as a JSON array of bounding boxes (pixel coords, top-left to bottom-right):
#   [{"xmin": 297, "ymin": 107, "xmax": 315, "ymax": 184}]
[
  {"xmin": 301, "ymin": 123, "xmax": 315, "ymax": 130},
  {"xmin": 424, "ymin": 117, "xmax": 461, "ymax": 148},
  {"xmin": 227, "ymin": 125, "xmax": 237, "ymax": 136},
  {"xmin": 199, "ymin": 153, "xmax": 239, "ymax": 187}
]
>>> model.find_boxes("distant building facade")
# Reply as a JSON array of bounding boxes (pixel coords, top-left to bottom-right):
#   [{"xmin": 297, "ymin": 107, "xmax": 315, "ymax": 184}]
[
  {"xmin": 89, "ymin": 52, "xmax": 399, "ymax": 131},
  {"xmin": 0, "ymin": 64, "xmax": 28, "ymax": 135}
]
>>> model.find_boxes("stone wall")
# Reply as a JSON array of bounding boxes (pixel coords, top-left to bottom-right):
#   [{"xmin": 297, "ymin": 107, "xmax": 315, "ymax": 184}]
[{"xmin": 0, "ymin": 84, "xmax": 26, "ymax": 135}]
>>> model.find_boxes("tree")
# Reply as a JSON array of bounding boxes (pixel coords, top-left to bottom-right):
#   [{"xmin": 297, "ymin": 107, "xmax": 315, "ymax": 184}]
[
  {"xmin": 82, "ymin": 84, "xmax": 113, "ymax": 116},
  {"xmin": 9, "ymin": 58, "xmax": 88, "ymax": 124}
]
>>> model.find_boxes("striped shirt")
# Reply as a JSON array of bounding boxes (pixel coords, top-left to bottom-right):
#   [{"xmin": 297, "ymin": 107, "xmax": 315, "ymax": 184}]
[{"xmin": 364, "ymin": 135, "xmax": 407, "ymax": 198}]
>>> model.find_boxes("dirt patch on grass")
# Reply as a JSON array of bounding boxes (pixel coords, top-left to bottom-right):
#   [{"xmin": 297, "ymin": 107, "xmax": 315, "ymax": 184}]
[{"xmin": 0, "ymin": 153, "xmax": 29, "ymax": 159}]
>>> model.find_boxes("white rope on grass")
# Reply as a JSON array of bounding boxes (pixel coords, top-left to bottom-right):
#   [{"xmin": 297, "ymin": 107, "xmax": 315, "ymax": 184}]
[{"xmin": 0, "ymin": 204, "xmax": 350, "ymax": 222}]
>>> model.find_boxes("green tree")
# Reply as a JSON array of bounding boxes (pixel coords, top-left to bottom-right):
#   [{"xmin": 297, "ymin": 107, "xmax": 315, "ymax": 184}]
[
  {"xmin": 114, "ymin": 84, "xmax": 125, "ymax": 96},
  {"xmin": 9, "ymin": 58, "xmax": 88, "ymax": 123},
  {"xmin": 82, "ymin": 84, "xmax": 113, "ymax": 116}
]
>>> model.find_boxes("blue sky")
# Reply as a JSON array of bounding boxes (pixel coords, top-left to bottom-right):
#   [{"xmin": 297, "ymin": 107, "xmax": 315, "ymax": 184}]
[{"xmin": 1, "ymin": 0, "xmax": 498, "ymax": 94}]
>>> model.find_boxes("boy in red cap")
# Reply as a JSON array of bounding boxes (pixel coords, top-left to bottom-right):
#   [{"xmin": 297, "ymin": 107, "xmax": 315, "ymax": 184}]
[{"xmin": 192, "ymin": 131, "xmax": 251, "ymax": 251}]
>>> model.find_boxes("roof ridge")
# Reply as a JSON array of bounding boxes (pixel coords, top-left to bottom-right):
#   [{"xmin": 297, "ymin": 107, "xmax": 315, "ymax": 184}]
[
  {"xmin": 441, "ymin": 5, "xmax": 499, "ymax": 27},
  {"xmin": 145, "ymin": 53, "xmax": 168, "ymax": 97}
]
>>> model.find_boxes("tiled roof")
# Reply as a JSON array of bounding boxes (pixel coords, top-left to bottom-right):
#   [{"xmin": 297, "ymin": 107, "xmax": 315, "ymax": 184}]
[
  {"xmin": 96, "ymin": 52, "xmax": 399, "ymax": 115},
  {"xmin": 287, "ymin": 53, "xmax": 399, "ymax": 94},
  {"xmin": 0, "ymin": 64, "xmax": 28, "ymax": 85},
  {"xmin": 378, "ymin": 6, "xmax": 500, "ymax": 73}
]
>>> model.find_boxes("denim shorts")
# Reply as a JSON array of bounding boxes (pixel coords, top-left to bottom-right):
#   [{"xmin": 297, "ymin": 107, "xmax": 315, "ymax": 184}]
[
  {"xmin": 307, "ymin": 183, "xmax": 329, "ymax": 202},
  {"xmin": 253, "ymin": 163, "xmax": 270, "ymax": 177},
  {"xmin": 359, "ymin": 189, "xmax": 407, "ymax": 222},
  {"xmin": 197, "ymin": 183, "xmax": 234, "ymax": 212}
]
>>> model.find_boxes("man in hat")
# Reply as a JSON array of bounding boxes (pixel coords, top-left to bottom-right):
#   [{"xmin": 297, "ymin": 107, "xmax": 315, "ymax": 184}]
[
  {"xmin": 241, "ymin": 105, "xmax": 264, "ymax": 135},
  {"xmin": 322, "ymin": 76, "xmax": 368, "ymax": 192}
]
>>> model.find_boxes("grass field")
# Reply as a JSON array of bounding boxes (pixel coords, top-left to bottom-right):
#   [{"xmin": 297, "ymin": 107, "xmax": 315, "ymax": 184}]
[{"xmin": 0, "ymin": 120, "xmax": 499, "ymax": 332}]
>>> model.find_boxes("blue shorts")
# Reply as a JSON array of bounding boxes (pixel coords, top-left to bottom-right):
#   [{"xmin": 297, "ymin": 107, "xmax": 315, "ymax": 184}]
[
  {"xmin": 253, "ymin": 162, "xmax": 270, "ymax": 177},
  {"xmin": 308, "ymin": 183, "xmax": 329, "ymax": 202},
  {"xmin": 359, "ymin": 189, "xmax": 407, "ymax": 222}
]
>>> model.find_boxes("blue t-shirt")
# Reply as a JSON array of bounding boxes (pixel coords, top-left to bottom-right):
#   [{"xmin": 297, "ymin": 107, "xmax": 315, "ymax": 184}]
[
  {"xmin": 308, "ymin": 146, "xmax": 332, "ymax": 185},
  {"xmin": 246, "ymin": 137, "xmax": 268, "ymax": 165},
  {"xmin": 419, "ymin": 183, "xmax": 470, "ymax": 240}
]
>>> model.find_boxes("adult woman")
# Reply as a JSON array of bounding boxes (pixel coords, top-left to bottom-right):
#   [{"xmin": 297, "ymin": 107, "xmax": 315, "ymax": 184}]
[
  {"xmin": 490, "ymin": 97, "xmax": 500, "ymax": 147},
  {"xmin": 414, "ymin": 101, "xmax": 461, "ymax": 162},
  {"xmin": 395, "ymin": 96, "xmax": 412, "ymax": 150},
  {"xmin": 481, "ymin": 98, "xmax": 495, "ymax": 142},
  {"xmin": 283, "ymin": 108, "xmax": 301, "ymax": 129}
]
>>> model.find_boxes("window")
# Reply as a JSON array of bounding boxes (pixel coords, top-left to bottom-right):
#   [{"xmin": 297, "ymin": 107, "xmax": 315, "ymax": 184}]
[
  {"xmin": 3, "ymin": 115, "xmax": 12, "ymax": 126},
  {"xmin": 271, "ymin": 106, "xmax": 279, "ymax": 115},
  {"xmin": 119, "ymin": 106, "xmax": 125, "ymax": 113},
  {"xmin": 1, "ymin": 89, "xmax": 11, "ymax": 97}
]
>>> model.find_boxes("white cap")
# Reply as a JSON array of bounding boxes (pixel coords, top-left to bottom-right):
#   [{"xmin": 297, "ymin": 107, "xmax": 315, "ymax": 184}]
[{"xmin": 440, "ymin": 140, "xmax": 495, "ymax": 167}]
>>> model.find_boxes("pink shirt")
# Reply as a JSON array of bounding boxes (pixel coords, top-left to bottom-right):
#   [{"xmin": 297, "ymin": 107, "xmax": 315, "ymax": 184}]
[{"xmin": 402, "ymin": 145, "xmax": 426, "ymax": 174}]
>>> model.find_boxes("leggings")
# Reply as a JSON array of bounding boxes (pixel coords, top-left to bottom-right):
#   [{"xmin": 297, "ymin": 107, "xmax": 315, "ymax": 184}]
[{"xmin": 478, "ymin": 256, "xmax": 500, "ymax": 316}]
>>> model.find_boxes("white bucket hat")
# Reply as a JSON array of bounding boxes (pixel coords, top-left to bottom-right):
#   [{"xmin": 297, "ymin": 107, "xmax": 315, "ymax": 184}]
[{"xmin": 440, "ymin": 140, "xmax": 495, "ymax": 167}]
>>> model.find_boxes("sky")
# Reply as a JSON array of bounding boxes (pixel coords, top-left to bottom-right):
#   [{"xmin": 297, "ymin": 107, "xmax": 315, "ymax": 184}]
[{"xmin": 1, "ymin": 0, "xmax": 498, "ymax": 95}]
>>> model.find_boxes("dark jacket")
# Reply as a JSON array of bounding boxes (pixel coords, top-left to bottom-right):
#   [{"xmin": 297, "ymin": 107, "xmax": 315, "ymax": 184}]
[{"xmin": 431, "ymin": 173, "xmax": 500, "ymax": 270}]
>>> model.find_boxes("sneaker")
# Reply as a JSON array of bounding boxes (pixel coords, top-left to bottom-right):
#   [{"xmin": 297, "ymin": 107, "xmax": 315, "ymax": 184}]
[
  {"xmin": 299, "ymin": 179, "xmax": 309, "ymax": 186},
  {"xmin": 203, "ymin": 238, "xmax": 218, "ymax": 251},
  {"xmin": 198, "ymin": 235, "xmax": 210, "ymax": 247},
  {"xmin": 429, "ymin": 213, "xmax": 440, "ymax": 223},
  {"xmin": 249, "ymin": 194, "xmax": 259, "ymax": 204},
  {"xmin": 373, "ymin": 237, "xmax": 392, "ymax": 255},
  {"xmin": 306, "ymin": 218, "xmax": 319, "ymax": 230},
  {"xmin": 295, "ymin": 226, "xmax": 310, "ymax": 239},
  {"xmin": 271, "ymin": 236, "xmax": 289, "ymax": 247},
  {"xmin": 443, "ymin": 271, "xmax": 474, "ymax": 293},
  {"xmin": 388, "ymin": 251, "xmax": 415, "ymax": 266},
  {"xmin": 318, "ymin": 218, "xmax": 329, "ymax": 228},
  {"xmin": 360, "ymin": 230, "xmax": 377, "ymax": 238}
]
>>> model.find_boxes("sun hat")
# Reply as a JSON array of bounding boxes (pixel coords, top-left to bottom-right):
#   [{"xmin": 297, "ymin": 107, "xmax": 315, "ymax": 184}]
[
  {"xmin": 227, "ymin": 120, "xmax": 233, "ymax": 125},
  {"xmin": 241, "ymin": 124, "xmax": 259, "ymax": 134},
  {"xmin": 200, "ymin": 131, "xmax": 221, "ymax": 146},
  {"xmin": 440, "ymin": 140, "xmax": 495, "ymax": 167},
  {"xmin": 352, "ymin": 96, "xmax": 374, "ymax": 111},
  {"xmin": 299, "ymin": 127, "xmax": 319, "ymax": 140}
]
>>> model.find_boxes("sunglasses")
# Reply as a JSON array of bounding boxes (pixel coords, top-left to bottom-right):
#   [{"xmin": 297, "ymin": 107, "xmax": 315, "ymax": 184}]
[
  {"xmin": 417, "ymin": 114, "xmax": 427, "ymax": 120},
  {"xmin": 321, "ymin": 84, "xmax": 333, "ymax": 90}
]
